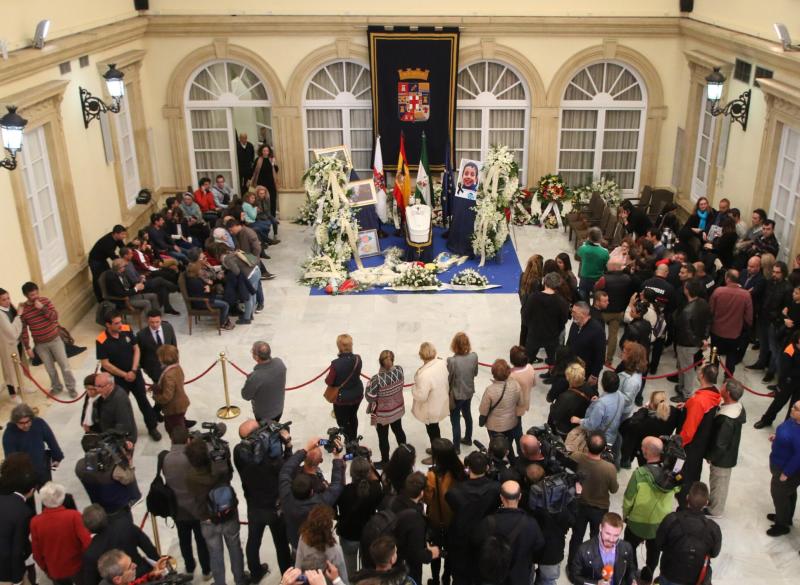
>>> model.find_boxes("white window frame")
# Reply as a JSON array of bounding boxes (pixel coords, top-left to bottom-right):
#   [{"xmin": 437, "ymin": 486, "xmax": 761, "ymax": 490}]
[
  {"xmin": 302, "ymin": 60, "xmax": 373, "ymax": 176},
  {"xmin": 19, "ymin": 126, "xmax": 68, "ymax": 282},
  {"xmin": 769, "ymin": 125, "xmax": 800, "ymax": 263},
  {"xmin": 557, "ymin": 60, "xmax": 647, "ymax": 196},
  {"xmin": 456, "ymin": 60, "xmax": 531, "ymax": 184},
  {"xmin": 691, "ymin": 95, "xmax": 717, "ymax": 201},
  {"xmin": 184, "ymin": 60, "xmax": 271, "ymax": 188},
  {"xmin": 114, "ymin": 98, "xmax": 141, "ymax": 208}
]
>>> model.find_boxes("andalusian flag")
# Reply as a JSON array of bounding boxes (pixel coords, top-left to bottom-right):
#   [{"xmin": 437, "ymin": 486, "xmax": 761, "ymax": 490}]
[
  {"xmin": 393, "ymin": 132, "xmax": 411, "ymax": 216},
  {"xmin": 373, "ymin": 135, "xmax": 388, "ymax": 222},
  {"xmin": 414, "ymin": 132, "xmax": 431, "ymax": 207}
]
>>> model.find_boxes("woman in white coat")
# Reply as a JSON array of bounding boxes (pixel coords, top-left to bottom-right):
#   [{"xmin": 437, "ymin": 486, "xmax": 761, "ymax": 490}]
[
  {"xmin": 0, "ymin": 288, "xmax": 24, "ymax": 402},
  {"xmin": 412, "ymin": 341, "xmax": 450, "ymax": 465}
]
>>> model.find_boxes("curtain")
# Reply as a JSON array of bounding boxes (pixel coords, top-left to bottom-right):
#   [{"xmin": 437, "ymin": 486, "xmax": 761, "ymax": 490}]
[
  {"xmin": 190, "ymin": 109, "xmax": 234, "ymax": 186},
  {"xmin": 456, "ymin": 109, "xmax": 482, "ymax": 162}
]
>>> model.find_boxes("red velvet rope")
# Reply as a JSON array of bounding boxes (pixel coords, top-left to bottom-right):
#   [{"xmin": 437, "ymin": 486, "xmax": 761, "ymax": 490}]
[
  {"xmin": 719, "ymin": 362, "xmax": 774, "ymax": 397},
  {"xmin": 19, "ymin": 363, "xmax": 87, "ymax": 404}
]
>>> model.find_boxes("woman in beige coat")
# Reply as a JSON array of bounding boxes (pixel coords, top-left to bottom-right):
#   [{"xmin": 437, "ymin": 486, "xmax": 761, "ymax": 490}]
[
  {"xmin": 479, "ymin": 359, "xmax": 523, "ymax": 457},
  {"xmin": 0, "ymin": 288, "xmax": 24, "ymax": 401},
  {"xmin": 412, "ymin": 342, "xmax": 450, "ymax": 465}
]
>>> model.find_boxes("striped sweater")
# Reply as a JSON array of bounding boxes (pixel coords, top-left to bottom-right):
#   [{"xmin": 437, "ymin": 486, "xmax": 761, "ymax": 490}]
[
  {"xmin": 365, "ymin": 365, "xmax": 406, "ymax": 425},
  {"xmin": 20, "ymin": 297, "xmax": 60, "ymax": 348}
]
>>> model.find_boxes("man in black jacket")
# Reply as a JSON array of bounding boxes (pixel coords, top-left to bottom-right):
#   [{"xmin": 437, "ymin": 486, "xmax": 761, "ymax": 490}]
[
  {"xmin": 762, "ymin": 262, "xmax": 793, "ymax": 384},
  {"xmin": 705, "ymin": 379, "xmax": 746, "ymax": 517},
  {"xmin": 446, "ymin": 451, "xmax": 500, "ymax": 585},
  {"xmin": 741, "ymin": 256, "xmax": 766, "ymax": 356},
  {"xmin": 236, "ymin": 133, "xmax": 255, "ymax": 194},
  {"xmin": 475, "ymin": 480, "xmax": 543, "ymax": 585},
  {"xmin": 136, "ymin": 310, "xmax": 177, "ymax": 384},
  {"xmin": 81, "ymin": 504, "xmax": 160, "ymax": 585},
  {"xmin": 278, "ymin": 435, "xmax": 346, "ymax": 548},
  {"xmin": 655, "ymin": 482, "xmax": 722, "ymax": 585},
  {"xmin": 103, "ymin": 258, "xmax": 159, "ymax": 314},
  {"xmin": 0, "ymin": 469, "xmax": 35, "ymax": 585},
  {"xmin": 673, "ymin": 279, "xmax": 711, "ymax": 401},
  {"xmin": 569, "ymin": 512, "xmax": 637, "ymax": 585},
  {"xmin": 93, "ymin": 372, "xmax": 138, "ymax": 442},
  {"xmin": 594, "ymin": 261, "xmax": 634, "ymax": 364},
  {"xmin": 641, "ymin": 264, "xmax": 677, "ymax": 316},
  {"xmin": 233, "ymin": 419, "xmax": 293, "ymax": 580},
  {"xmin": 566, "ymin": 302, "xmax": 605, "ymax": 386},
  {"xmin": 89, "ymin": 224, "xmax": 128, "ymax": 301},
  {"xmin": 390, "ymin": 472, "xmax": 439, "ymax": 585}
]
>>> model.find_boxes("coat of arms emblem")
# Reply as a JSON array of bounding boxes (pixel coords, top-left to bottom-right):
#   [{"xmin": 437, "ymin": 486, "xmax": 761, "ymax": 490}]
[{"xmin": 397, "ymin": 68, "xmax": 430, "ymax": 122}]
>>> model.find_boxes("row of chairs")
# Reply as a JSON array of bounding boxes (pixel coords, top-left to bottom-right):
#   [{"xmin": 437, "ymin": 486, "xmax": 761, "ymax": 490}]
[{"xmin": 98, "ymin": 271, "xmax": 221, "ymax": 334}]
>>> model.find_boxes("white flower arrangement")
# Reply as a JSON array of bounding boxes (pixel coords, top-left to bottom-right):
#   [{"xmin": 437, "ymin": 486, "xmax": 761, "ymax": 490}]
[
  {"xmin": 299, "ymin": 255, "xmax": 348, "ymax": 288},
  {"xmin": 572, "ymin": 177, "xmax": 622, "ymax": 207},
  {"xmin": 471, "ymin": 145, "xmax": 519, "ymax": 265},
  {"xmin": 392, "ymin": 264, "xmax": 441, "ymax": 288},
  {"xmin": 451, "ymin": 268, "xmax": 489, "ymax": 287}
]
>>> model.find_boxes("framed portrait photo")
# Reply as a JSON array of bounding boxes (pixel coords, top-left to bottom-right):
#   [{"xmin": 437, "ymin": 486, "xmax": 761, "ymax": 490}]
[
  {"xmin": 456, "ymin": 158, "xmax": 481, "ymax": 200},
  {"xmin": 313, "ymin": 145, "xmax": 353, "ymax": 169},
  {"xmin": 357, "ymin": 229, "xmax": 381, "ymax": 258},
  {"xmin": 347, "ymin": 179, "xmax": 378, "ymax": 208}
]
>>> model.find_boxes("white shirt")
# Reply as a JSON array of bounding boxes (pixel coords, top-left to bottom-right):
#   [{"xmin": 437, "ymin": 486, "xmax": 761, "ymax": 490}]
[{"xmin": 150, "ymin": 326, "xmax": 164, "ymax": 345}]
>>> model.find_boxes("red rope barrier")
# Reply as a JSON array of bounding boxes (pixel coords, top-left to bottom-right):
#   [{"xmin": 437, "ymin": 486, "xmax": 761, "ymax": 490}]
[
  {"xmin": 642, "ymin": 359, "xmax": 704, "ymax": 380},
  {"xmin": 19, "ymin": 363, "xmax": 87, "ymax": 404},
  {"xmin": 228, "ymin": 361, "xmax": 332, "ymax": 391},
  {"xmin": 719, "ymin": 363, "xmax": 774, "ymax": 397},
  {"xmin": 139, "ymin": 511, "xmax": 149, "ymax": 530},
  {"xmin": 184, "ymin": 360, "xmax": 219, "ymax": 384}
]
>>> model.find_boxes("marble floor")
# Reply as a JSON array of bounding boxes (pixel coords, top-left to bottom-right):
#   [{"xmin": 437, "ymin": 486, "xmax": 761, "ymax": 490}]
[{"xmin": 5, "ymin": 222, "xmax": 799, "ymax": 584}]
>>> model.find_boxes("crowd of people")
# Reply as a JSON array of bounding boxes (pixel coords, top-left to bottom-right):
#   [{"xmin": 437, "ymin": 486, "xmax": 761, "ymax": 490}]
[{"xmin": 0, "ymin": 192, "xmax": 799, "ymax": 585}]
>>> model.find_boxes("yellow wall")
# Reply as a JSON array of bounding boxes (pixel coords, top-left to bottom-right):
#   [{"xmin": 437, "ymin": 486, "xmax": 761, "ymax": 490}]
[{"xmin": 690, "ymin": 0, "xmax": 800, "ymax": 41}]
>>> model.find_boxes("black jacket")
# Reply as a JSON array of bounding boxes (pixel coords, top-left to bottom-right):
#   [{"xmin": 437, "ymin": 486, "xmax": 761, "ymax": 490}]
[
  {"xmin": 523, "ymin": 291, "xmax": 570, "ymax": 346},
  {"xmin": 89, "ymin": 232, "xmax": 125, "ymax": 264},
  {"xmin": 705, "ymin": 403, "xmax": 746, "ymax": 468},
  {"xmin": 569, "ymin": 536, "xmax": 637, "ymax": 585},
  {"xmin": 641, "ymin": 276, "xmax": 677, "ymax": 314},
  {"xmin": 97, "ymin": 386, "xmax": 138, "ymax": 443},
  {"xmin": 595, "ymin": 271, "xmax": 634, "ymax": 313},
  {"xmin": 445, "ymin": 477, "xmax": 500, "ymax": 561},
  {"xmin": 529, "ymin": 503, "xmax": 575, "ymax": 565},
  {"xmin": 674, "ymin": 297, "xmax": 712, "ymax": 348},
  {"xmin": 567, "ymin": 319, "xmax": 606, "ymax": 379},
  {"xmin": 656, "ymin": 509, "xmax": 722, "ymax": 585},
  {"xmin": 761, "ymin": 279, "xmax": 792, "ymax": 323},
  {"xmin": 233, "ymin": 442, "xmax": 292, "ymax": 513},
  {"xmin": 0, "ymin": 493, "xmax": 33, "ymax": 584},
  {"xmin": 136, "ymin": 322, "xmax": 177, "ymax": 382},
  {"xmin": 389, "ymin": 495, "xmax": 432, "ymax": 585},
  {"xmin": 739, "ymin": 270, "xmax": 766, "ymax": 307},
  {"xmin": 337, "ymin": 480, "xmax": 383, "ymax": 541},
  {"xmin": 81, "ymin": 512, "xmax": 159, "ymax": 585},
  {"xmin": 548, "ymin": 384, "xmax": 596, "ymax": 437},
  {"xmin": 475, "ymin": 508, "xmax": 544, "ymax": 585},
  {"xmin": 103, "ymin": 271, "xmax": 139, "ymax": 307},
  {"xmin": 620, "ymin": 317, "xmax": 652, "ymax": 352},
  {"xmin": 624, "ymin": 208, "xmax": 652, "ymax": 238},
  {"xmin": 237, "ymin": 140, "xmax": 255, "ymax": 177}
]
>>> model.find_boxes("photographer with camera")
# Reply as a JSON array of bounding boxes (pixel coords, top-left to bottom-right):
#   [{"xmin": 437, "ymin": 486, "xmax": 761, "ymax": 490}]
[
  {"xmin": 184, "ymin": 424, "xmax": 248, "ymax": 585},
  {"xmin": 93, "ymin": 372, "xmax": 138, "ymax": 443},
  {"xmin": 279, "ymin": 435, "xmax": 346, "ymax": 550},
  {"xmin": 233, "ymin": 418, "xmax": 293, "ymax": 581},
  {"xmin": 96, "ymin": 548, "xmax": 173, "ymax": 585},
  {"xmin": 76, "ymin": 431, "xmax": 141, "ymax": 517},
  {"xmin": 622, "ymin": 436, "xmax": 678, "ymax": 584}
]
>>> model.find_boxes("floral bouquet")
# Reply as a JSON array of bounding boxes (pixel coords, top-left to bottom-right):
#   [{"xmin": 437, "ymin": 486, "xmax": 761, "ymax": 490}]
[
  {"xmin": 572, "ymin": 177, "xmax": 622, "ymax": 207},
  {"xmin": 471, "ymin": 145, "xmax": 519, "ymax": 265},
  {"xmin": 534, "ymin": 173, "xmax": 573, "ymax": 229},
  {"xmin": 391, "ymin": 264, "xmax": 441, "ymax": 289},
  {"xmin": 450, "ymin": 268, "xmax": 489, "ymax": 287},
  {"xmin": 299, "ymin": 255, "xmax": 348, "ymax": 288}
]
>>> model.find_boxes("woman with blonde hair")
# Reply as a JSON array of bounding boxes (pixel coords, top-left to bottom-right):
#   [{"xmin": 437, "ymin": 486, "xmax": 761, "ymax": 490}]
[
  {"xmin": 413, "ymin": 342, "xmax": 450, "ymax": 465},
  {"xmin": 365, "ymin": 350, "xmax": 407, "ymax": 466},
  {"xmin": 547, "ymin": 361, "xmax": 597, "ymax": 437},
  {"xmin": 447, "ymin": 332, "xmax": 478, "ymax": 453},
  {"xmin": 325, "ymin": 334, "xmax": 364, "ymax": 445},
  {"xmin": 618, "ymin": 390, "xmax": 680, "ymax": 467},
  {"xmin": 295, "ymin": 504, "xmax": 348, "ymax": 583},
  {"xmin": 518, "ymin": 255, "xmax": 544, "ymax": 344},
  {"xmin": 153, "ymin": 344, "xmax": 191, "ymax": 433}
]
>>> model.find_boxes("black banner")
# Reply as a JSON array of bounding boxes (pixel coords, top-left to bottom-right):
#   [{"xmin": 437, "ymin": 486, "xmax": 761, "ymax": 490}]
[{"xmin": 368, "ymin": 26, "xmax": 459, "ymax": 172}]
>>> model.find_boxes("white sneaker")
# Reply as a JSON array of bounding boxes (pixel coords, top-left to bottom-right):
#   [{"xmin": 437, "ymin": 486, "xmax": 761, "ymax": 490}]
[
  {"xmin": 22, "ymin": 386, "xmax": 37, "ymax": 394},
  {"xmin": 11, "ymin": 394, "xmax": 22, "ymax": 404}
]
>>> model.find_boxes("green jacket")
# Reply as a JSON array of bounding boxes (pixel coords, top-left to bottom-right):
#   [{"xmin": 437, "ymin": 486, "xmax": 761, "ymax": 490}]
[
  {"xmin": 622, "ymin": 464, "xmax": 678, "ymax": 540},
  {"xmin": 576, "ymin": 242, "xmax": 609, "ymax": 279}
]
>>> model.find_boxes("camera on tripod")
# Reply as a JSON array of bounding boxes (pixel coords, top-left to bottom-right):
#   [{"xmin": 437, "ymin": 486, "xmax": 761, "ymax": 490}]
[
  {"xmin": 80, "ymin": 430, "xmax": 130, "ymax": 473},
  {"xmin": 191, "ymin": 422, "xmax": 230, "ymax": 462}
]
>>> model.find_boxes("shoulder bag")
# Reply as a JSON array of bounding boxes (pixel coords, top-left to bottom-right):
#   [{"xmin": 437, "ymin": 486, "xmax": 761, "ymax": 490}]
[
  {"xmin": 479, "ymin": 382, "xmax": 507, "ymax": 427},
  {"xmin": 324, "ymin": 356, "xmax": 361, "ymax": 404}
]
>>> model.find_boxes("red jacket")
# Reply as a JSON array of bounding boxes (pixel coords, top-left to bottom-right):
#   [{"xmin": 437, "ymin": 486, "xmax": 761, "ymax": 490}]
[
  {"xmin": 679, "ymin": 386, "xmax": 721, "ymax": 447},
  {"xmin": 30, "ymin": 506, "xmax": 92, "ymax": 579},
  {"xmin": 194, "ymin": 188, "xmax": 217, "ymax": 213}
]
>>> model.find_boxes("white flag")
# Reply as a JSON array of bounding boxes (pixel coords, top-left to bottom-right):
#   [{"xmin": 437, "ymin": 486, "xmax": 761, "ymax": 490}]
[{"xmin": 372, "ymin": 135, "xmax": 388, "ymax": 222}]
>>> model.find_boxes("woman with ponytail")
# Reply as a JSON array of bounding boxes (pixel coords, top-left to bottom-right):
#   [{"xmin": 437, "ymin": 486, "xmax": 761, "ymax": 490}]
[
  {"xmin": 336, "ymin": 456, "xmax": 383, "ymax": 577},
  {"xmin": 618, "ymin": 390, "xmax": 681, "ymax": 468}
]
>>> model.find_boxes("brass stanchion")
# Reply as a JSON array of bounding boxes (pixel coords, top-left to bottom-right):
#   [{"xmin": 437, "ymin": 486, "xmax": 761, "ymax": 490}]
[
  {"xmin": 710, "ymin": 346, "xmax": 718, "ymax": 365},
  {"xmin": 216, "ymin": 351, "xmax": 240, "ymax": 419},
  {"xmin": 150, "ymin": 514, "xmax": 162, "ymax": 556},
  {"xmin": 11, "ymin": 353, "xmax": 38, "ymax": 414}
]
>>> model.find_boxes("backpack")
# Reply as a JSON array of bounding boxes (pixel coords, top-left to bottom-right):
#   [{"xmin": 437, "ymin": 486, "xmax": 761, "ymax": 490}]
[
  {"xmin": 146, "ymin": 451, "xmax": 177, "ymax": 518},
  {"xmin": 671, "ymin": 514, "xmax": 715, "ymax": 583},
  {"xmin": 528, "ymin": 471, "xmax": 578, "ymax": 514},
  {"xmin": 652, "ymin": 309, "xmax": 668, "ymax": 340},
  {"xmin": 359, "ymin": 509, "xmax": 398, "ymax": 568},
  {"xmin": 207, "ymin": 484, "xmax": 238, "ymax": 523}
]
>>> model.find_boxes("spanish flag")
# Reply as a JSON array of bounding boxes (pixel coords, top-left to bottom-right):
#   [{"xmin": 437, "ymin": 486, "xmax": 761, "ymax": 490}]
[{"xmin": 393, "ymin": 132, "xmax": 411, "ymax": 216}]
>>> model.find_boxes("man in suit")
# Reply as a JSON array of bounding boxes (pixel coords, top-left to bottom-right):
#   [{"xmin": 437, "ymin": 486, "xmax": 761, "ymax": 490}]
[
  {"xmin": 136, "ymin": 309, "xmax": 177, "ymax": 384},
  {"xmin": 237, "ymin": 133, "xmax": 255, "ymax": 194},
  {"xmin": 103, "ymin": 258, "xmax": 159, "ymax": 314},
  {"xmin": 88, "ymin": 224, "xmax": 128, "ymax": 302},
  {"xmin": 0, "ymin": 467, "xmax": 36, "ymax": 585}
]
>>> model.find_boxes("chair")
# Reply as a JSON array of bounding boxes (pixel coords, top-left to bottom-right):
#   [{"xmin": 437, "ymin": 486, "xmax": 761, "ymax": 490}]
[
  {"xmin": 568, "ymin": 192, "xmax": 604, "ymax": 242},
  {"xmin": 609, "ymin": 220, "xmax": 626, "ymax": 249},
  {"xmin": 648, "ymin": 188, "xmax": 675, "ymax": 222},
  {"xmin": 624, "ymin": 185, "xmax": 653, "ymax": 214},
  {"xmin": 178, "ymin": 273, "xmax": 221, "ymax": 336},
  {"xmin": 98, "ymin": 271, "xmax": 144, "ymax": 329}
]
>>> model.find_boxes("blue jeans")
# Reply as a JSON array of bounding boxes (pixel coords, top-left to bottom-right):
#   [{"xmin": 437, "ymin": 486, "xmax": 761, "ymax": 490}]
[
  {"xmin": 256, "ymin": 280, "xmax": 264, "ymax": 306},
  {"xmin": 534, "ymin": 563, "xmax": 560, "ymax": 585},
  {"xmin": 243, "ymin": 267, "xmax": 261, "ymax": 320},
  {"xmin": 209, "ymin": 298, "xmax": 229, "ymax": 326},
  {"xmin": 201, "ymin": 517, "xmax": 247, "ymax": 585},
  {"xmin": 247, "ymin": 220, "xmax": 272, "ymax": 242},
  {"xmin": 450, "ymin": 398, "xmax": 473, "ymax": 446},
  {"xmin": 578, "ymin": 276, "xmax": 598, "ymax": 302},
  {"xmin": 340, "ymin": 537, "xmax": 360, "ymax": 581}
]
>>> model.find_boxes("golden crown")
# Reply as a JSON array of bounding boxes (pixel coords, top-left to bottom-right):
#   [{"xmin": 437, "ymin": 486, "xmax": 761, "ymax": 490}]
[{"xmin": 398, "ymin": 68, "xmax": 430, "ymax": 81}]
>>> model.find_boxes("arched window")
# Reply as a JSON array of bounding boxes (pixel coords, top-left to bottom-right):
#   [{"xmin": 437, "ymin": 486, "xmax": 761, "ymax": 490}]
[
  {"xmin": 456, "ymin": 61, "xmax": 530, "ymax": 183},
  {"xmin": 557, "ymin": 61, "xmax": 647, "ymax": 195},
  {"xmin": 185, "ymin": 60, "xmax": 272, "ymax": 188},
  {"xmin": 304, "ymin": 60, "xmax": 372, "ymax": 175}
]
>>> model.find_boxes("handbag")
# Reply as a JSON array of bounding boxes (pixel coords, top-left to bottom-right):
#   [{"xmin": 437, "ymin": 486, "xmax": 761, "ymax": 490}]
[
  {"xmin": 146, "ymin": 450, "xmax": 177, "ymax": 518},
  {"xmin": 479, "ymin": 382, "xmax": 506, "ymax": 427},
  {"xmin": 325, "ymin": 356, "xmax": 361, "ymax": 404}
]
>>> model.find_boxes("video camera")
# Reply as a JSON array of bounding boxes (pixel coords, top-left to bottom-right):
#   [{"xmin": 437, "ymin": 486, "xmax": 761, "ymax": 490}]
[
  {"xmin": 526, "ymin": 424, "xmax": 573, "ymax": 473},
  {"xmin": 649, "ymin": 434, "xmax": 687, "ymax": 490},
  {"xmin": 146, "ymin": 570, "xmax": 194, "ymax": 585},
  {"xmin": 81, "ymin": 430, "xmax": 130, "ymax": 473},
  {"xmin": 318, "ymin": 427, "xmax": 371, "ymax": 460},
  {"xmin": 237, "ymin": 420, "xmax": 292, "ymax": 465},
  {"xmin": 472, "ymin": 440, "xmax": 507, "ymax": 480},
  {"xmin": 191, "ymin": 422, "xmax": 230, "ymax": 462}
]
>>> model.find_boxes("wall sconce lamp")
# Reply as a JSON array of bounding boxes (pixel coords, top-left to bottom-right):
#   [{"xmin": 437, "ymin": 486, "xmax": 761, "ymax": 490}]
[
  {"xmin": 80, "ymin": 64, "xmax": 125, "ymax": 128},
  {"xmin": 0, "ymin": 106, "xmax": 28, "ymax": 171},
  {"xmin": 705, "ymin": 67, "xmax": 751, "ymax": 131}
]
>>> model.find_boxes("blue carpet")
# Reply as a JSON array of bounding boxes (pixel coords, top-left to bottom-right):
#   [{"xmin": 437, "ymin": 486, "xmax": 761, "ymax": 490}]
[{"xmin": 309, "ymin": 226, "xmax": 521, "ymax": 295}]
